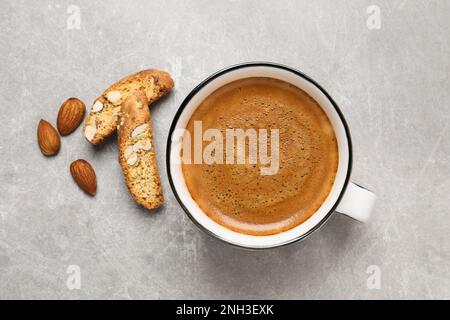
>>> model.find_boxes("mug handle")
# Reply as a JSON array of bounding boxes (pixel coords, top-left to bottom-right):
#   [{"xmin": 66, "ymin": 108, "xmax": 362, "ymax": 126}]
[{"xmin": 336, "ymin": 182, "xmax": 376, "ymax": 222}]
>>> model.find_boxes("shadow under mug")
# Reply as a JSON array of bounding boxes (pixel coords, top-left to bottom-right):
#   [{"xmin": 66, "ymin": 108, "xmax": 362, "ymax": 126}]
[{"xmin": 166, "ymin": 62, "xmax": 376, "ymax": 249}]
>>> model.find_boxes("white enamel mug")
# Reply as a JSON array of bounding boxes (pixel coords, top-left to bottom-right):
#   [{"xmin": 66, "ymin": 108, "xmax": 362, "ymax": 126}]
[{"xmin": 167, "ymin": 62, "xmax": 376, "ymax": 249}]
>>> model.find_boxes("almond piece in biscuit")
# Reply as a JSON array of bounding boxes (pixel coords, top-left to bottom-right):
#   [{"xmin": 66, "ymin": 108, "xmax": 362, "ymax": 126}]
[
  {"xmin": 83, "ymin": 69, "xmax": 174, "ymax": 145},
  {"xmin": 118, "ymin": 93, "xmax": 164, "ymax": 209}
]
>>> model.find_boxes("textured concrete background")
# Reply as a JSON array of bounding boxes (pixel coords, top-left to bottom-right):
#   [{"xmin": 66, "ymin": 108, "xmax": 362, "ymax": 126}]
[{"xmin": 0, "ymin": 0, "xmax": 449, "ymax": 299}]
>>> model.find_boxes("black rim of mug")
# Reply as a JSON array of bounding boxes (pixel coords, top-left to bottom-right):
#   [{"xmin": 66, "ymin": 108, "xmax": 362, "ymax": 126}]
[{"xmin": 165, "ymin": 62, "xmax": 353, "ymax": 250}]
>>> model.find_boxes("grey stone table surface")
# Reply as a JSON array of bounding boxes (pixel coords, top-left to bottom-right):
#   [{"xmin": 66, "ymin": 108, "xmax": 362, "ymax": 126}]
[{"xmin": 0, "ymin": 0, "xmax": 449, "ymax": 299}]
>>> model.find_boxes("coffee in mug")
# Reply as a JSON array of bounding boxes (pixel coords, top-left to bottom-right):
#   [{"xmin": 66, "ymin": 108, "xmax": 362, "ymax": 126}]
[{"xmin": 180, "ymin": 77, "xmax": 338, "ymax": 236}]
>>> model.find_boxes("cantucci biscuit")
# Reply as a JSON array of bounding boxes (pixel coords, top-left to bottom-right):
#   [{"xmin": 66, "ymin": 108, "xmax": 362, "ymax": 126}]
[
  {"xmin": 83, "ymin": 69, "xmax": 173, "ymax": 145},
  {"xmin": 118, "ymin": 93, "xmax": 163, "ymax": 209}
]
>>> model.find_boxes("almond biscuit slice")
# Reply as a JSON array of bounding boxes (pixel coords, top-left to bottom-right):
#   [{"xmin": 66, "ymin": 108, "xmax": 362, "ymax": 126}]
[
  {"xmin": 118, "ymin": 93, "xmax": 163, "ymax": 209},
  {"xmin": 84, "ymin": 69, "xmax": 174, "ymax": 145}
]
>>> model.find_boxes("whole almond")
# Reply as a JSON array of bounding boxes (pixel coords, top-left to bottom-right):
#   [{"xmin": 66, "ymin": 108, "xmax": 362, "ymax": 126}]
[
  {"xmin": 57, "ymin": 97, "xmax": 86, "ymax": 135},
  {"xmin": 37, "ymin": 119, "xmax": 61, "ymax": 156},
  {"xmin": 70, "ymin": 159, "xmax": 97, "ymax": 196}
]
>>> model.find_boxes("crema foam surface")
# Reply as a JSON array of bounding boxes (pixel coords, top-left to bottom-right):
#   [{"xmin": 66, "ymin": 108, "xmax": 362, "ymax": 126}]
[{"xmin": 182, "ymin": 77, "xmax": 338, "ymax": 236}]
